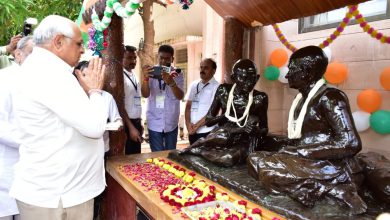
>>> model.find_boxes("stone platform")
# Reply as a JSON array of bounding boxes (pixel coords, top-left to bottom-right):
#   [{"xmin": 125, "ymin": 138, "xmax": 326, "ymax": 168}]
[{"xmin": 168, "ymin": 150, "xmax": 388, "ymax": 220}]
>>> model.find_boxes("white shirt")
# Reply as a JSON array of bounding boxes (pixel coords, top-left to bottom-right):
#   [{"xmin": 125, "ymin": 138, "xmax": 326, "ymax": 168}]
[
  {"xmin": 102, "ymin": 91, "xmax": 122, "ymax": 152},
  {"xmin": 123, "ymin": 69, "xmax": 142, "ymax": 119},
  {"xmin": 0, "ymin": 64, "xmax": 21, "ymax": 217},
  {"xmin": 10, "ymin": 47, "xmax": 108, "ymax": 208},
  {"xmin": 187, "ymin": 77, "xmax": 220, "ymax": 133}
]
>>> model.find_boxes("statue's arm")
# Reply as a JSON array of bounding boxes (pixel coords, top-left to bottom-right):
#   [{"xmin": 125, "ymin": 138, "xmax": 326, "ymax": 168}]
[
  {"xmin": 205, "ymin": 85, "xmax": 226, "ymax": 127},
  {"xmin": 297, "ymin": 90, "xmax": 362, "ymax": 160},
  {"xmin": 255, "ymin": 93, "xmax": 269, "ymax": 136}
]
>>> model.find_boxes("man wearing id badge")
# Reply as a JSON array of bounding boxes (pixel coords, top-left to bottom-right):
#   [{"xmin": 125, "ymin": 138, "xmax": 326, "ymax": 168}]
[
  {"xmin": 141, "ymin": 45, "xmax": 184, "ymax": 152},
  {"xmin": 185, "ymin": 58, "xmax": 220, "ymax": 145},
  {"xmin": 122, "ymin": 45, "xmax": 143, "ymax": 154}
]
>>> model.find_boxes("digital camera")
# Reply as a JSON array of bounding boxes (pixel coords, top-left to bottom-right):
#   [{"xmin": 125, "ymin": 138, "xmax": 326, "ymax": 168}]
[
  {"xmin": 23, "ymin": 18, "xmax": 38, "ymax": 36},
  {"xmin": 150, "ymin": 65, "xmax": 171, "ymax": 80}
]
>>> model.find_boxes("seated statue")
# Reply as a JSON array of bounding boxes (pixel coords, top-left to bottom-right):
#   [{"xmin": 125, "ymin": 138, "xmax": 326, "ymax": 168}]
[
  {"xmin": 180, "ymin": 59, "xmax": 268, "ymax": 167},
  {"xmin": 247, "ymin": 46, "xmax": 367, "ymax": 214}
]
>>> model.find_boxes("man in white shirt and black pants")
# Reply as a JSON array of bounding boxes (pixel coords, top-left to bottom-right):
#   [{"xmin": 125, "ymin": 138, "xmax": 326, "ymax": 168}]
[
  {"xmin": 185, "ymin": 58, "xmax": 220, "ymax": 145},
  {"xmin": 122, "ymin": 45, "xmax": 143, "ymax": 154}
]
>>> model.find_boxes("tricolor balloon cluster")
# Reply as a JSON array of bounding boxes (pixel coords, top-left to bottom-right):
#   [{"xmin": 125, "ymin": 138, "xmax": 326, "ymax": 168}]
[{"xmin": 354, "ymin": 87, "xmax": 390, "ymax": 135}]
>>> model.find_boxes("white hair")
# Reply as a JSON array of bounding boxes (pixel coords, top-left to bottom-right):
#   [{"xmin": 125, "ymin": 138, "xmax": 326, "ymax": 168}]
[
  {"xmin": 17, "ymin": 36, "xmax": 33, "ymax": 50},
  {"xmin": 33, "ymin": 15, "xmax": 75, "ymax": 45}
]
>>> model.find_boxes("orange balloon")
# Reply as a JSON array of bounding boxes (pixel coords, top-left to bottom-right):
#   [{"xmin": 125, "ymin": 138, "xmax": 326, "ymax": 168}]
[
  {"xmin": 380, "ymin": 67, "xmax": 390, "ymax": 90},
  {"xmin": 270, "ymin": 48, "xmax": 288, "ymax": 67},
  {"xmin": 357, "ymin": 89, "xmax": 382, "ymax": 113},
  {"xmin": 324, "ymin": 62, "xmax": 348, "ymax": 84}
]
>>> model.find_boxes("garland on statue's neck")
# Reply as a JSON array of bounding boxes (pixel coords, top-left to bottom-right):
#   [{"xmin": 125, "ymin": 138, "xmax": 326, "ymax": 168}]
[
  {"xmin": 288, "ymin": 79, "xmax": 325, "ymax": 139},
  {"xmin": 224, "ymin": 84, "xmax": 254, "ymax": 128}
]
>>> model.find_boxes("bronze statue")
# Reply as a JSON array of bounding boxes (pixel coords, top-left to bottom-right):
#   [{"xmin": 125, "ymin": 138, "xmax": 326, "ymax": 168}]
[
  {"xmin": 247, "ymin": 46, "xmax": 367, "ymax": 214},
  {"xmin": 180, "ymin": 59, "xmax": 268, "ymax": 167}
]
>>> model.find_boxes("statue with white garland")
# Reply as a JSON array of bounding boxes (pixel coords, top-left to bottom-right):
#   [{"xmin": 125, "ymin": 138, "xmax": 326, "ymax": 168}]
[
  {"xmin": 247, "ymin": 46, "xmax": 368, "ymax": 214},
  {"xmin": 179, "ymin": 59, "xmax": 268, "ymax": 167}
]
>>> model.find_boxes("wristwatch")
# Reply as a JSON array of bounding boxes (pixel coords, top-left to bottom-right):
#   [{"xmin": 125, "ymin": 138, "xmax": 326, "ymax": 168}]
[{"xmin": 168, "ymin": 81, "xmax": 176, "ymax": 87}]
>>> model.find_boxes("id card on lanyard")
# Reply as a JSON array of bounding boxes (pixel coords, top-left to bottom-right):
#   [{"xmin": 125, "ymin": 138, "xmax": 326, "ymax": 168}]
[
  {"xmin": 156, "ymin": 79, "xmax": 166, "ymax": 109},
  {"xmin": 191, "ymin": 99, "xmax": 199, "ymax": 112},
  {"xmin": 156, "ymin": 93, "xmax": 165, "ymax": 109},
  {"xmin": 134, "ymin": 96, "xmax": 141, "ymax": 107}
]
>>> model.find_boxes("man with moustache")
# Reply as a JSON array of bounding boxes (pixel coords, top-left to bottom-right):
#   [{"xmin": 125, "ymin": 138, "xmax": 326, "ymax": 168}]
[
  {"xmin": 185, "ymin": 58, "xmax": 220, "ymax": 145},
  {"xmin": 122, "ymin": 45, "xmax": 143, "ymax": 154}
]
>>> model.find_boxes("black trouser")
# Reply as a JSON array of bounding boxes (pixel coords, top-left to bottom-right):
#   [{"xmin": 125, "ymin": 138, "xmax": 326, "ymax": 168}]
[
  {"xmin": 125, "ymin": 118, "xmax": 142, "ymax": 154},
  {"xmin": 189, "ymin": 132, "xmax": 210, "ymax": 145}
]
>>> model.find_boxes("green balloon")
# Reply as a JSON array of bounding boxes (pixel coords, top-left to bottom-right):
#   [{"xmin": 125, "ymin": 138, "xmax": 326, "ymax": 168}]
[
  {"xmin": 370, "ymin": 110, "xmax": 390, "ymax": 134},
  {"xmin": 264, "ymin": 66, "xmax": 280, "ymax": 81}
]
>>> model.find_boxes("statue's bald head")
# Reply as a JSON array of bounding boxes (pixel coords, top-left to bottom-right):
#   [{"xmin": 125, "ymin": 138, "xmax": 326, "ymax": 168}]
[{"xmin": 289, "ymin": 46, "xmax": 328, "ymax": 81}]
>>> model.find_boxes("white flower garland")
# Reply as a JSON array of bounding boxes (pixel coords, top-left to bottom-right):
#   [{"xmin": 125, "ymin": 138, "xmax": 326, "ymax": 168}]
[
  {"xmin": 287, "ymin": 79, "xmax": 325, "ymax": 139},
  {"xmin": 224, "ymin": 84, "xmax": 254, "ymax": 128}
]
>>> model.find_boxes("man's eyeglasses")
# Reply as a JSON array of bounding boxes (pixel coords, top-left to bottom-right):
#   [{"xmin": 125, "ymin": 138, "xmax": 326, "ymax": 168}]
[{"xmin": 63, "ymin": 35, "xmax": 84, "ymax": 48}]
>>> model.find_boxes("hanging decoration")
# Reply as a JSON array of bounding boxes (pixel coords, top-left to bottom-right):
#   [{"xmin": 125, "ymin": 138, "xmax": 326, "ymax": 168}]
[
  {"xmin": 324, "ymin": 62, "xmax": 348, "ymax": 84},
  {"xmin": 179, "ymin": 0, "xmax": 194, "ymax": 10},
  {"xmin": 272, "ymin": 5, "xmax": 358, "ymax": 52},
  {"xmin": 113, "ymin": 0, "xmax": 141, "ymax": 18},
  {"xmin": 91, "ymin": 0, "xmax": 142, "ymax": 31},
  {"xmin": 348, "ymin": 5, "xmax": 390, "ymax": 44},
  {"xmin": 271, "ymin": 24, "xmax": 297, "ymax": 52},
  {"xmin": 88, "ymin": 26, "xmax": 108, "ymax": 56},
  {"xmin": 161, "ymin": 0, "xmax": 175, "ymax": 4},
  {"xmin": 91, "ymin": 0, "xmax": 194, "ymax": 32}
]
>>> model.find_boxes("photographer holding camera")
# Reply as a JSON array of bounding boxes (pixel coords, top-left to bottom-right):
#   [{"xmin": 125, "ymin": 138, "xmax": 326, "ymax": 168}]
[
  {"xmin": 141, "ymin": 44, "xmax": 184, "ymax": 152},
  {"xmin": 0, "ymin": 35, "xmax": 22, "ymax": 69},
  {"xmin": 0, "ymin": 18, "xmax": 36, "ymax": 69}
]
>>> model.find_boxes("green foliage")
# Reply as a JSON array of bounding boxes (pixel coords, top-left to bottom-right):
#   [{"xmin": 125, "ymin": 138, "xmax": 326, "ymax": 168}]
[{"xmin": 0, "ymin": 0, "xmax": 82, "ymax": 45}]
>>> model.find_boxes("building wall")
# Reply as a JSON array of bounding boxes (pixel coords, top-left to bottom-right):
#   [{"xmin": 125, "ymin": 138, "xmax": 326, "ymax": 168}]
[
  {"xmin": 202, "ymin": 5, "xmax": 225, "ymax": 83},
  {"xmin": 254, "ymin": 19, "xmax": 390, "ymax": 157}
]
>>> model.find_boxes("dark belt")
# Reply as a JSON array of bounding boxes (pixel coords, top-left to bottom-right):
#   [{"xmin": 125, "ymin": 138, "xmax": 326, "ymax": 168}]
[{"xmin": 130, "ymin": 118, "xmax": 141, "ymax": 124}]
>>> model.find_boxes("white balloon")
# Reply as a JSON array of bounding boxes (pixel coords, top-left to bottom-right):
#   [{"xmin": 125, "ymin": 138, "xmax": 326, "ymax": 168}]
[
  {"xmin": 352, "ymin": 111, "xmax": 371, "ymax": 132},
  {"xmin": 322, "ymin": 47, "xmax": 332, "ymax": 61},
  {"xmin": 278, "ymin": 66, "xmax": 289, "ymax": 83}
]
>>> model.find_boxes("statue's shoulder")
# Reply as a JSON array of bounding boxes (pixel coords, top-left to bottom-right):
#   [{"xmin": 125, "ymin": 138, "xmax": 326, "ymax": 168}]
[
  {"xmin": 253, "ymin": 90, "xmax": 268, "ymax": 101},
  {"xmin": 216, "ymin": 83, "xmax": 233, "ymax": 93},
  {"xmin": 319, "ymin": 86, "xmax": 349, "ymax": 103}
]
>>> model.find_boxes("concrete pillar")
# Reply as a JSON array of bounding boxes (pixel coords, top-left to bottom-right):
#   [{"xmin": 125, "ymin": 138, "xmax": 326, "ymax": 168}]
[{"xmin": 223, "ymin": 17, "xmax": 245, "ymax": 83}]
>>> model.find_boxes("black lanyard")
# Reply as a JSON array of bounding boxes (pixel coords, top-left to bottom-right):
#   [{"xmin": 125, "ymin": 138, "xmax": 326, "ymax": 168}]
[
  {"xmin": 124, "ymin": 71, "xmax": 138, "ymax": 91},
  {"xmin": 158, "ymin": 79, "xmax": 166, "ymax": 91},
  {"xmin": 196, "ymin": 82, "xmax": 209, "ymax": 96}
]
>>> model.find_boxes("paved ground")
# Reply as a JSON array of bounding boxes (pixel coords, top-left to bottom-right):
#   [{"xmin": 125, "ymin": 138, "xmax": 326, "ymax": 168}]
[{"xmin": 140, "ymin": 139, "xmax": 189, "ymax": 153}]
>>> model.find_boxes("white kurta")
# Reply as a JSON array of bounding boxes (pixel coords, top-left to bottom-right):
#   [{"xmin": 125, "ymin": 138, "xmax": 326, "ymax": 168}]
[
  {"xmin": 10, "ymin": 47, "xmax": 108, "ymax": 208},
  {"xmin": 0, "ymin": 64, "xmax": 21, "ymax": 217}
]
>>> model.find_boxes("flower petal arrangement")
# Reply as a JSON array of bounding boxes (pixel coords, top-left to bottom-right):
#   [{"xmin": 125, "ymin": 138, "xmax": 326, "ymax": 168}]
[
  {"xmin": 182, "ymin": 201, "xmax": 263, "ymax": 220},
  {"xmin": 119, "ymin": 158, "xmax": 281, "ymax": 220},
  {"xmin": 160, "ymin": 182, "xmax": 216, "ymax": 207}
]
